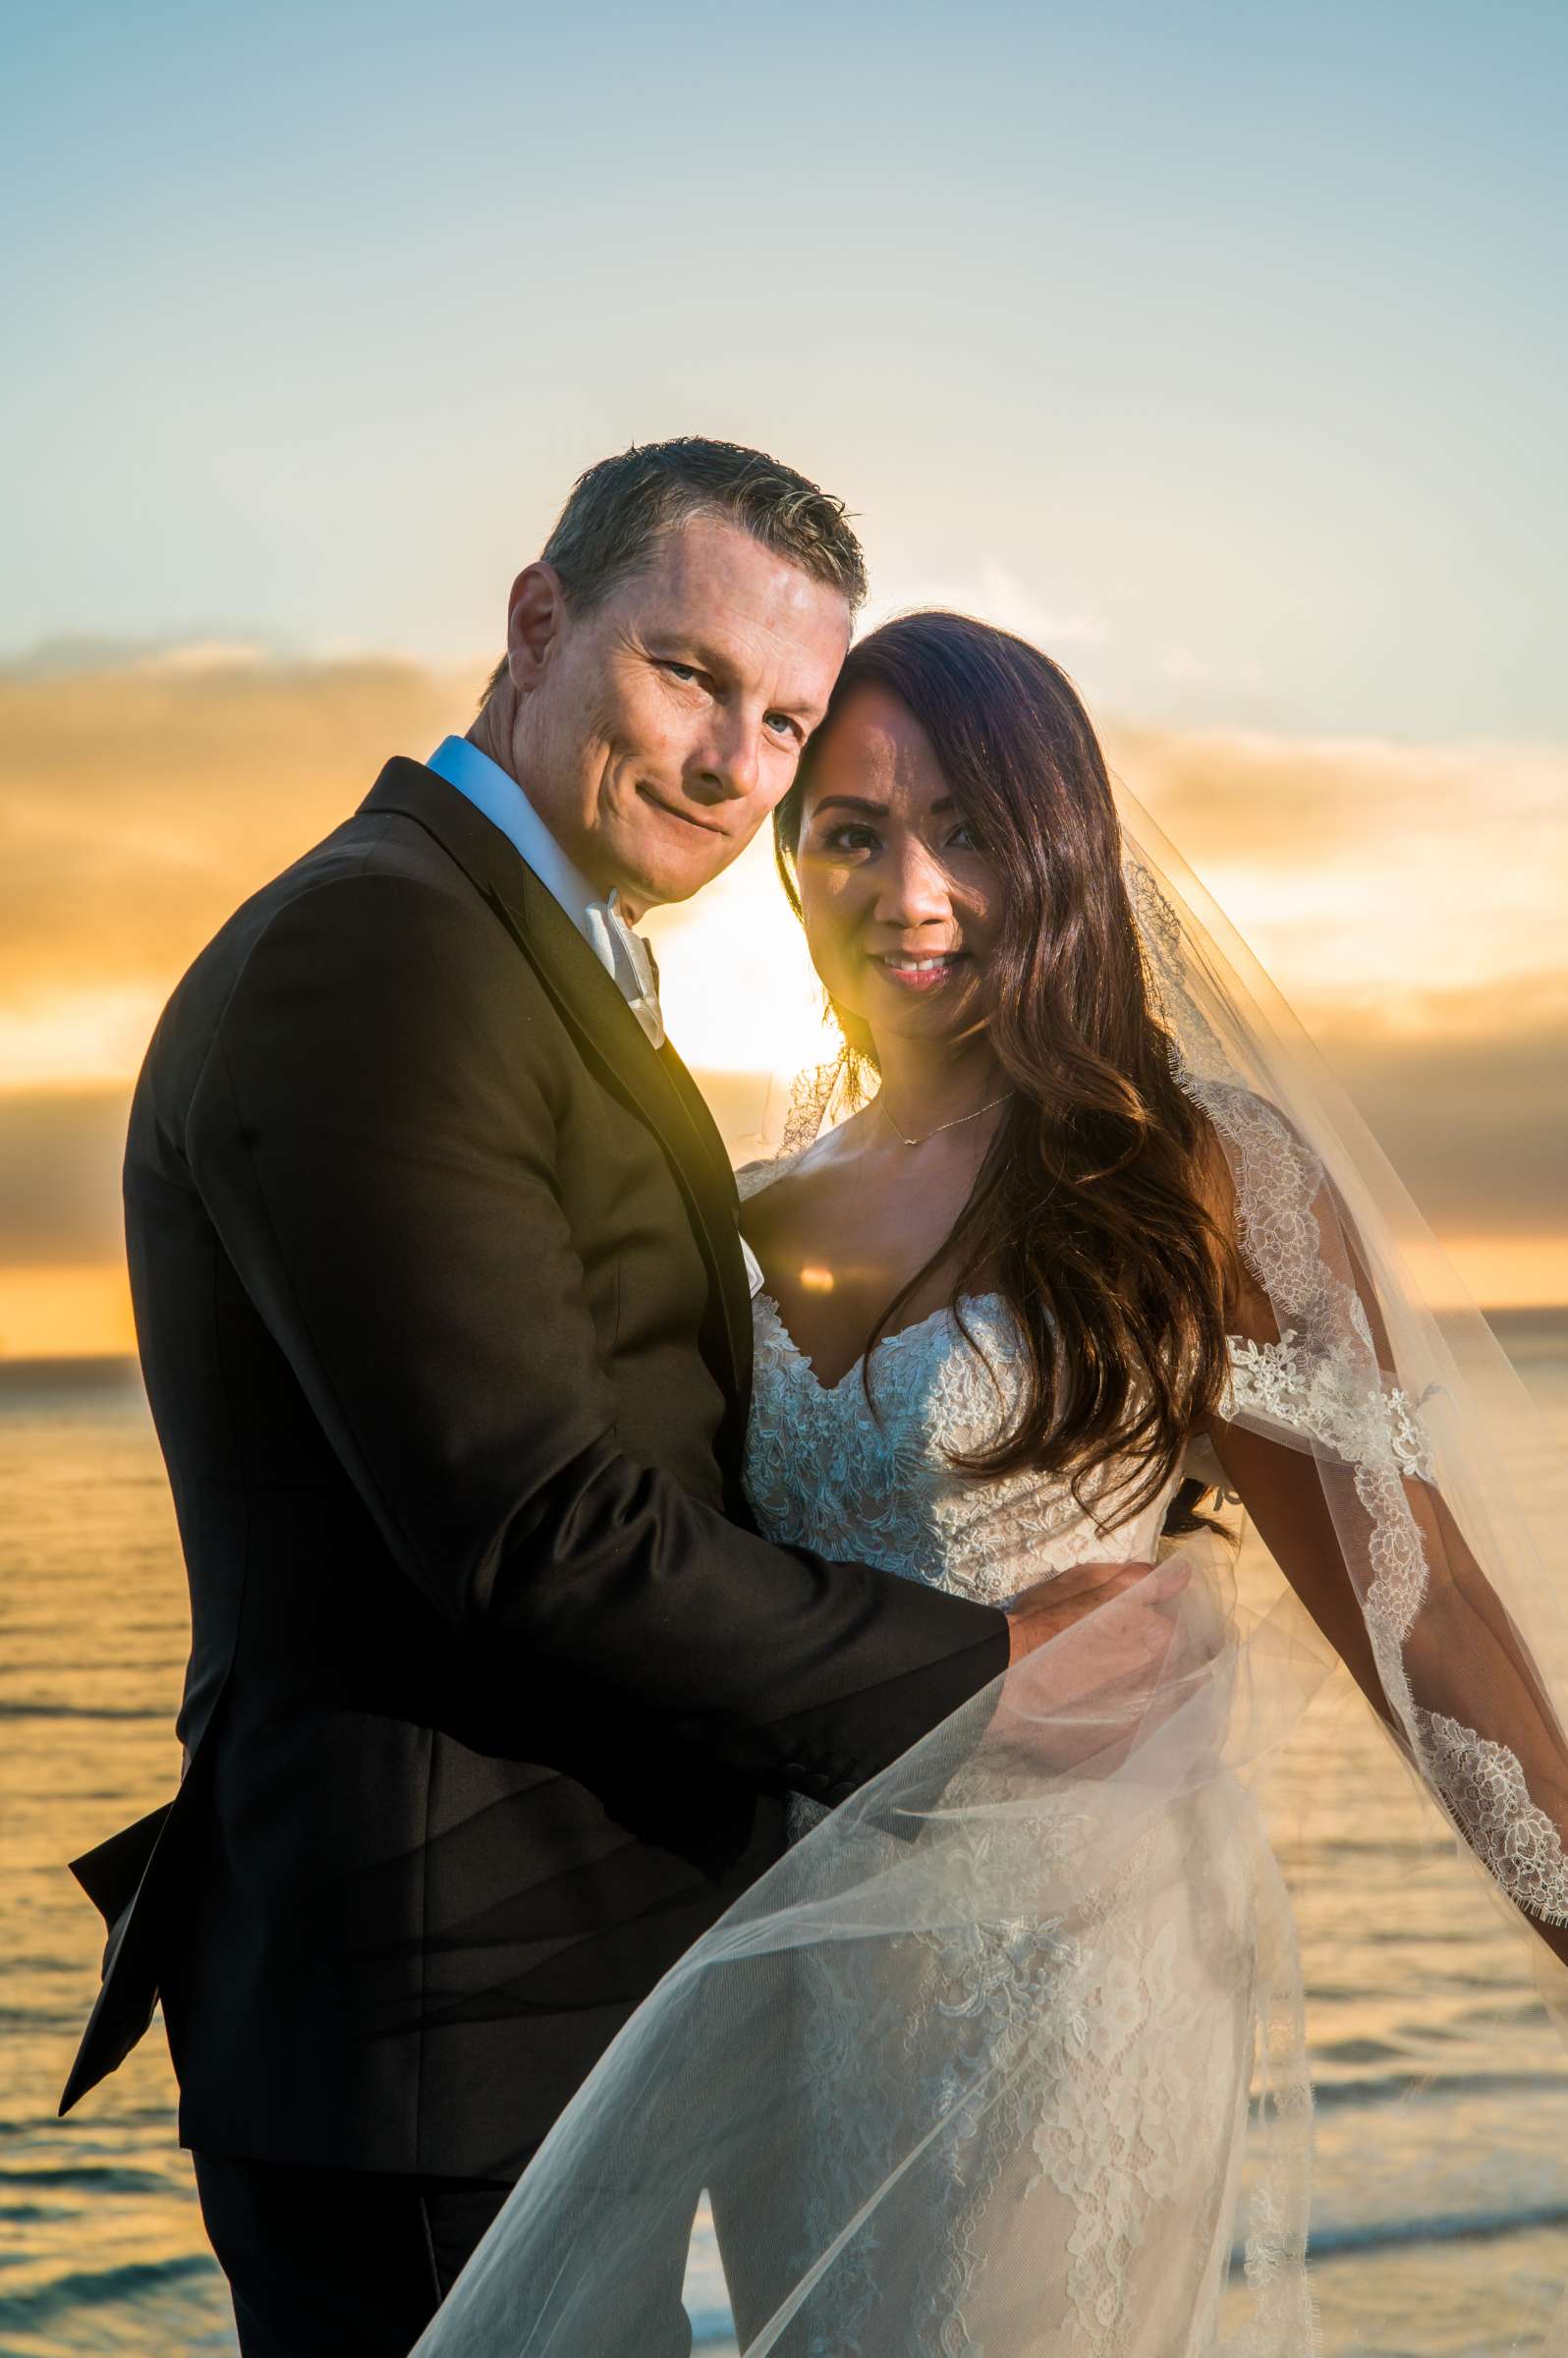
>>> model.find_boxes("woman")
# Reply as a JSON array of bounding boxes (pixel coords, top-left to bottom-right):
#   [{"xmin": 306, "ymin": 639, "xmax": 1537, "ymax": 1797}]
[
  {"xmin": 416, "ymin": 615, "xmax": 1568, "ymax": 2355},
  {"xmin": 736, "ymin": 611, "xmax": 1306, "ymax": 2351}
]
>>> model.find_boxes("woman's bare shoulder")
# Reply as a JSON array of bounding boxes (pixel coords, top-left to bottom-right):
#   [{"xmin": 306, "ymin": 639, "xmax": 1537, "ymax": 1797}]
[{"xmin": 738, "ymin": 1112, "xmax": 869, "ymax": 1235}]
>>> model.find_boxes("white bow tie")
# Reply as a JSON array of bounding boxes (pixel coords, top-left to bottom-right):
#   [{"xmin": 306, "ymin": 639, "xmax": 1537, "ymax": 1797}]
[{"xmin": 584, "ymin": 891, "xmax": 665, "ymax": 1050}]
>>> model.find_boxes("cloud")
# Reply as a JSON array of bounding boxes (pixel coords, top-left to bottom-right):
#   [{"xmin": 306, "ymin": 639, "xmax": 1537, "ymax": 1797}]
[
  {"xmin": 0, "ymin": 633, "xmax": 283, "ymax": 679},
  {"xmin": 133, "ymin": 640, "xmax": 276, "ymax": 676},
  {"xmin": 3, "ymin": 979, "xmax": 1560, "ymax": 1283},
  {"xmin": 0, "ymin": 646, "xmax": 1561, "ymax": 1274},
  {"xmin": 1157, "ymin": 649, "xmax": 1266, "ymax": 690},
  {"xmin": 866, "ymin": 564, "xmax": 1109, "ymax": 652},
  {"xmin": 1311, "ymin": 979, "xmax": 1568, "ymax": 1232},
  {"xmin": 0, "ymin": 652, "xmax": 482, "ymax": 1017},
  {"xmin": 1104, "ymin": 718, "xmax": 1568, "ymax": 869},
  {"xmin": 0, "ymin": 1088, "xmax": 129, "ymax": 1265},
  {"xmin": 1100, "ymin": 719, "xmax": 1568, "ymax": 1007}
]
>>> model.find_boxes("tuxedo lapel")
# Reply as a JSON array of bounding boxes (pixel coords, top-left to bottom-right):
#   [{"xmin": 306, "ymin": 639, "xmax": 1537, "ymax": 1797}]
[
  {"xmin": 359, "ymin": 760, "xmax": 753, "ymax": 1404},
  {"xmin": 656, "ymin": 1036, "xmax": 754, "ymax": 1398}
]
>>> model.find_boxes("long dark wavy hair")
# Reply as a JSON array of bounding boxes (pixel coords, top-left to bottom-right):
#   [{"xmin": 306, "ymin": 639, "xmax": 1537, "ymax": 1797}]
[{"xmin": 773, "ymin": 611, "xmax": 1243, "ymax": 1538}]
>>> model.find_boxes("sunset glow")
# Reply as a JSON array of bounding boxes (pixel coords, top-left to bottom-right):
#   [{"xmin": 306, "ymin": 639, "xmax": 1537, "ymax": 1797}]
[
  {"xmin": 4, "ymin": 9, "xmax": 1564, "ymax": 1357},
  {"xmin": 1, "ymin": 653, "xmax": 1561, "ymax": 1355},
  {"xmin": 0, "ymin": 1263, "xmax": 136, "ymax": 1361}
]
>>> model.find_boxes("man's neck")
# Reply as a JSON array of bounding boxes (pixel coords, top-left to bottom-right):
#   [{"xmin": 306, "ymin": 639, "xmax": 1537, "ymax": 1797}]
[
  {"xmin": 466, "ymin": 692, "xmax": 667, "ymax": 924},
  {"xmin": 466, "ymin": 697, "xmax": 519, "ymax": 789},
  {"xmin": 463, "ymin": 704, "xmax": 631, "ymax": 911}
]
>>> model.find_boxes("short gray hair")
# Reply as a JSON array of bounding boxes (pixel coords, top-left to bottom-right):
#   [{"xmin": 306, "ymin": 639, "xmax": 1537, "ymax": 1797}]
[{"xmin": 481, "ymin": 435, "xmax": 867, "ymax": 702}]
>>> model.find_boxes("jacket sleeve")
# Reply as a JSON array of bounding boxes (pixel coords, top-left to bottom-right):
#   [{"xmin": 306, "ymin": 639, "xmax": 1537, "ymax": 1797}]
[{"xmin": 183, "ymin": 871, "xmax": 1009, "ymax": 1803}]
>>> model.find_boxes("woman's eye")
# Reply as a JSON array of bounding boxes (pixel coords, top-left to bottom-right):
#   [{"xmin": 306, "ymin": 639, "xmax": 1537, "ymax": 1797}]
[
  {"xmin": 948, "ymin": 823, "xmax": 980, "ymax": 851},
  {"xmin": 820, "ymin": 822, "xmax": 881, "ymax": 854}
]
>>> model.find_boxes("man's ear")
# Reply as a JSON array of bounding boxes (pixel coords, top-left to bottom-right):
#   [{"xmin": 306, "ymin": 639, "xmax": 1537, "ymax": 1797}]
[{"xmin": 506, "ymin": 562, "xmax": 569, "ymax": 693}]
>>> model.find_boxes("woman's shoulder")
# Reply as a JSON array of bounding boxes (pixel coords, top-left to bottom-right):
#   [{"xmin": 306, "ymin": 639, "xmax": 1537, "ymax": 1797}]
[{"xmin": 737, "ymin": 1112, "xmax": 870, "ymax": 1216}]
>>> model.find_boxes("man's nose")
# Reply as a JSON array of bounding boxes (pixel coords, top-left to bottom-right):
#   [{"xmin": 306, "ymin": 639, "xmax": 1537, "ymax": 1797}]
[
  {"xmin": 687, "ymin": 708, "xmax": 762, "ymax": 805},
  {"xmin": 875, "ymin": 836, "xmax": 952, "ymax": 928}
]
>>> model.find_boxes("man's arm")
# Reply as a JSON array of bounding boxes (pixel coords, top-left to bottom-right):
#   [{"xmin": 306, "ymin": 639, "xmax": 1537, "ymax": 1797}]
[{"xmin": 184, "ymin": 870, "xmax": 1009, "ymax": 1803}]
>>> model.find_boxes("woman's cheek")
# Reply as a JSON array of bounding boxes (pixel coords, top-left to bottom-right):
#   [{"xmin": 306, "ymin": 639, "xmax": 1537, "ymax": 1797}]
[{"xmin": 801, "ymin": 884, "xmax": 857, "ymax": 1005}]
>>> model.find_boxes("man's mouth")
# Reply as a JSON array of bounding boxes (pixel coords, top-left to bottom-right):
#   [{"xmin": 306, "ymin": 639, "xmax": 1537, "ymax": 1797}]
[{"xmin": 637, "ymin": 783, "xmax": 729, "ymax": 838}]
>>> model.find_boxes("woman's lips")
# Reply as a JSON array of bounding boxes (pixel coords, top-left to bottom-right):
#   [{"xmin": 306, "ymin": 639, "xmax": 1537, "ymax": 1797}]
[{"xmin": 869, "ymin": 951, "xmax": 967, "ymax": 992}]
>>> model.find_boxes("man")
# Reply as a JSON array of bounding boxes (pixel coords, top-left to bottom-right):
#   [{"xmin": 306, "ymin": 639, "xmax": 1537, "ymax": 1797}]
[{"xmin": 60, "ymin": 437, "xmax": 1084, "ymax": 2356}]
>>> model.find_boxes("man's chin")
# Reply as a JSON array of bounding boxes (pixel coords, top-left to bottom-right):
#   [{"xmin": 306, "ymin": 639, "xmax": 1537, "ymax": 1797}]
[{"xmin": 617, "ymin": 843, "xmax": 742, "ymax": 912}]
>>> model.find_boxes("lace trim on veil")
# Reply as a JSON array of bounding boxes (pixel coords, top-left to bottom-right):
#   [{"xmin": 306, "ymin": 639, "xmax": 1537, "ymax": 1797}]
[{"xmin": 1127, "ymin": 853, "xmax": 1568, "ymax": 1931}]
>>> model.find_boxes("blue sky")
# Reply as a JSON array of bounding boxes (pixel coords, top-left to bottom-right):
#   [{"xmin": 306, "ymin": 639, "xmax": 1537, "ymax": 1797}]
[{"xmin": 6, "ymin": 0, "xmax": 1567, "ymax": 738}]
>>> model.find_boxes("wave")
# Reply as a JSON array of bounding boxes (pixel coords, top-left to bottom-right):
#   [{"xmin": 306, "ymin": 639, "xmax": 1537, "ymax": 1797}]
[
  {"xmin": 0, "ymin": 2252, "xmax": 217, "ymax": 2330},
  {"xmin": 1304, "ymin": 2201, "xmax": 1568, "ymax": 2262},
  {"xmin": 0, "ymin": 1701, "xmax": 171, "ymax": 1721},
  {"xmin": 0, "ymin": 2163, "xmax": 173, "ymax": 2194},
  {"xmin": 1310, "ymin": 2064, "xmax": 1568, "ymax": 2114}
]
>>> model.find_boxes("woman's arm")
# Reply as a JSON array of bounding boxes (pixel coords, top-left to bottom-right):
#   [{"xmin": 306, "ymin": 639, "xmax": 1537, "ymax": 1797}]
[{"xmin": 1197, "ymin": 1133, "xmax": 1568, "ymax": 1967}]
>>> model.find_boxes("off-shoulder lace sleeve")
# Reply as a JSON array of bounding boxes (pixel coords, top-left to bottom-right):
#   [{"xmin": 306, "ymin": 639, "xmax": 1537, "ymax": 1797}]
[{"xmin": 1220, "ymin": 1329, "xmax": 1436, "ymax": 1484}]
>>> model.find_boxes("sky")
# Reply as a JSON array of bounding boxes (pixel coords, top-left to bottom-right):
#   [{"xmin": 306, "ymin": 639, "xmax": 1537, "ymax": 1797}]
[{"xmin": 2, "ymin": 0, "xmax": 1565, "ymax": 1351}]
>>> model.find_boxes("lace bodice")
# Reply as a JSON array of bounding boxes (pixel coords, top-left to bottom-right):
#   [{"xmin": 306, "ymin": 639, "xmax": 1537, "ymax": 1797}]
[
  {"xmin": 743, "ymin": 1286, "xmax": 1434, "ymax": 1606},
  {"xmin": 744, "ymin": 1292, "xmax": 1185, "ymax": 1606}
]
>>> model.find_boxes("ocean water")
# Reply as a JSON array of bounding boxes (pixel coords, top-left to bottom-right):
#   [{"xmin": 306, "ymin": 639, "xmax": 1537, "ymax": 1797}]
[{"xmin": 3, "ymin": 1314, "xmax": 1567, "ymax": 2356}]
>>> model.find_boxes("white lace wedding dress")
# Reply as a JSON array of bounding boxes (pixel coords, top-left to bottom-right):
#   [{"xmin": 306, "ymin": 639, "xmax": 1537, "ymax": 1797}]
[{"xmin": 737, "ymin": 1245, "xmax": 1332, "ymax": 2355}]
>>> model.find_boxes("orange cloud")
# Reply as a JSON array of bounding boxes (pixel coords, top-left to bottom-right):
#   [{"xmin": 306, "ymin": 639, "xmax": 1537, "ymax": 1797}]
[
  {"xmin": 0, "ymin": 654, "xmax": 481, "ymax": 1009},
  {"xmin": 0, "ymin": 650, "xmax": 1562, "ymax": 1352},
  {"xmin": 0, "ymin": 1262, "xmax": 136, "ymax": 1360}
]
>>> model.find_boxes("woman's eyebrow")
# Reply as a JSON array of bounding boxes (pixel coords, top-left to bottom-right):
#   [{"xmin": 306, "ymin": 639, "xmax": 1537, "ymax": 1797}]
[{"xmin": 812, "ymin": 794, "xmax": 956, "ymax": 816}]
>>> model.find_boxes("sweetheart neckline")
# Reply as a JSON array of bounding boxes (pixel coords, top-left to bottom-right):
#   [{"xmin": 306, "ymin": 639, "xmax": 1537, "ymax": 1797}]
[{"xmin": 754, "ymin": 1289, "xmax": 1008, "ymax": 1399}]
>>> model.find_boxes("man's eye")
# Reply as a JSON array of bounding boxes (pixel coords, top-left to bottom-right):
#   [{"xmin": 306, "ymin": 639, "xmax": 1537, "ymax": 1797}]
[
  {"xmin": 764, "ymin": 711, "xmax": 801, "ymax": 743},
  {"xmin": 662, "ymin": 661, "xmax": 700, "ymax": 683}
]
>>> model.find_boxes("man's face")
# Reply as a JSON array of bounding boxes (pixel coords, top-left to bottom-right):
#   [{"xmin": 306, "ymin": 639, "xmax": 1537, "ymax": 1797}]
[{"xmin": 506, "ymin": 517, "xmax": 852, "ymax": 912}]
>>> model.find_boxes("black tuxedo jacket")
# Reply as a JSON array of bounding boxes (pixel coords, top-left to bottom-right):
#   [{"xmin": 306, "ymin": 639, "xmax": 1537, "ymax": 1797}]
[{"xmin": 59, "ymin": 758, "xmax": 1010, "ymax": 2177}]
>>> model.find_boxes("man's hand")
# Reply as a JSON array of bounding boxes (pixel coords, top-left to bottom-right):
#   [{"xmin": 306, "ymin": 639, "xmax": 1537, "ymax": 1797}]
[
  {"xmin": 989, "ymin": 1554, "xmax": 1222, "ymax": 1771},
  {"xmin": 1004, "ymin": 1556, "xmax": 1185, "ymax": 1670}
]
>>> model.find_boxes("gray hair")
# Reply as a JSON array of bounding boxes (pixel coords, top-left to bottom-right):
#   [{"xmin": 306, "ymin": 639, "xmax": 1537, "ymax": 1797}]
[{"xmin": 481, "ymin": 436, "xmax": 867, "ymax": 702}]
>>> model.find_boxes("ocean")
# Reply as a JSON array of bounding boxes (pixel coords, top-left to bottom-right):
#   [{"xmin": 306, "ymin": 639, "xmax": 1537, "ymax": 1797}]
[{"xmin": 3, "ymin": 1312, "xmax": 1567, "ymax": 2356}]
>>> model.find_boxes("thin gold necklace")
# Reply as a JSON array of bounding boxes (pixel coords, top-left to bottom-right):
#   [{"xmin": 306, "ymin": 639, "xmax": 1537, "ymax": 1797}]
[{"xmin": 876, "ymin": 1088, "xmax": 1015, "ymax": 1150}]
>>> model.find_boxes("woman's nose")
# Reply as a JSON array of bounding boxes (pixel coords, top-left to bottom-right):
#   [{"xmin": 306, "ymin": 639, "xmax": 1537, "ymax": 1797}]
[{"xmin": 874, "ymin": 835, "xmax": 952, "ymax": 928}]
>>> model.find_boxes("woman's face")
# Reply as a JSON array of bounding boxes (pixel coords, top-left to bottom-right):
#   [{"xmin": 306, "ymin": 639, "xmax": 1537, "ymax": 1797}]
[{"xmin": 794, "ymin": 684, "xmax": 1004, "ymax": 1048}]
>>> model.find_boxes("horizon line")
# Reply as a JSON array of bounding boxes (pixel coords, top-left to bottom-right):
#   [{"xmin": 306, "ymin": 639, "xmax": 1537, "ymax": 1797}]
[{"xmin": 3, "ymin": 1303, "xmax": 1566, "ymax": 1380}]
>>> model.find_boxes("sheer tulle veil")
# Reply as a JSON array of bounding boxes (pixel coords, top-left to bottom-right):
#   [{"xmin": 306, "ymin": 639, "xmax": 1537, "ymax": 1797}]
[{"xmin": 411, "ymin": 771, "xmax": 1568, "ymax": 2354}]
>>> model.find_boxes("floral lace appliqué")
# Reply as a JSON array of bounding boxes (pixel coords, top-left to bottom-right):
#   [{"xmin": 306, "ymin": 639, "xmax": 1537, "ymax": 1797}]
[{"xmin": 1222, "ymin": 1328, "xmax": 1436, "ymax": 1484}]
